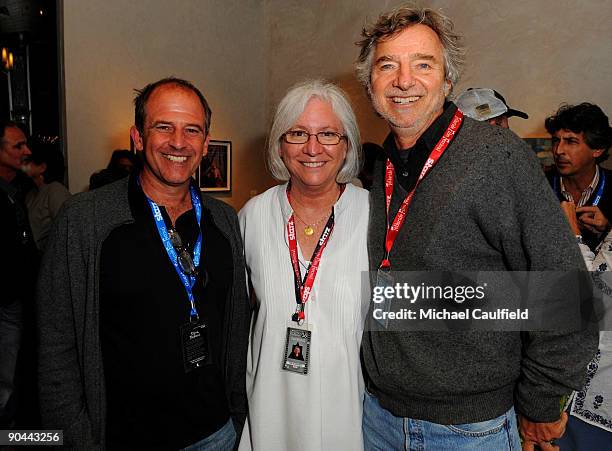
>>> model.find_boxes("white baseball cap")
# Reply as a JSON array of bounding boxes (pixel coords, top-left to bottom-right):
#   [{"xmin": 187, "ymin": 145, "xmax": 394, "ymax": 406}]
[{"xmin": 456, "ymin": 88, "xmax": 528, "ymax": 121}]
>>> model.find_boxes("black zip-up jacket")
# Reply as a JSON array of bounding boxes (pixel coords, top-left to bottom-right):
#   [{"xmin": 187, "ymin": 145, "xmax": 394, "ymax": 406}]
[{"xmin": 37, "ymin": 175, "xmax": 250, "ymax": 449}]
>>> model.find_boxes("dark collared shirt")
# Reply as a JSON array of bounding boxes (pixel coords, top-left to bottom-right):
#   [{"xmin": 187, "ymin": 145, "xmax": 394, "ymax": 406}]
[
  {"xmin": 382, "ymin": 102, "xmax": 458, "ymax": 193},
  {"xmin": 100, "ymin": 176, "xmax": 231, "ymax": 449},
  {"xmin": 0, "ymin": 172, "xmax": 38, "ymax": 306},
  {"xmin": 559, "ymin": 166, "xmax": 600, "ymax": 207}
]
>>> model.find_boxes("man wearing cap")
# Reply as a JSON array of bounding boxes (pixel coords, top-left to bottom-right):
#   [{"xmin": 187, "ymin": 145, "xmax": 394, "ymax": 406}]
[
  {"xmin": 456, "ymin": 87, "xmax": 529, "ymax": 129},
  {"xmin": 546, "ymin": 103, "xmax": 612, "ymax": 252},
  {"xmin": 356, "ymin": 5, "xmax": 598, "ymax": 451}
]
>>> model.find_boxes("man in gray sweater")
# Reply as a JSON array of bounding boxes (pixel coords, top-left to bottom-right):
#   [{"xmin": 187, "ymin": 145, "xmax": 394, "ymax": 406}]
[{"xmin": 355, "ymin": 6, "xmax": 598, "ymax": 451}]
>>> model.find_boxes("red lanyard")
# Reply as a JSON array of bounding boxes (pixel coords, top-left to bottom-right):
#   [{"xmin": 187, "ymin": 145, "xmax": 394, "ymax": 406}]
[
  {"xmin": 286, "ymin": 194, "xmax": 336, "ymax": 323},
  {"xmin": 380, "ymin": 110, "xmax": 464, "ymax": 270}
]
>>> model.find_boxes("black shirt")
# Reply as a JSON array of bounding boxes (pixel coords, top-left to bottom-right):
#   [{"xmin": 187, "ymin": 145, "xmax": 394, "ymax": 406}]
[
  {"xmin": 100, "ymin": 177, "xmax": 231, "ymax": 449},
  {"xmin": 0, "ymin": 172, "xmax": 38, "ymax": 306},
  {"xmin": 382, "ymin": 102, "xmax": 459, "ymax": 193}
]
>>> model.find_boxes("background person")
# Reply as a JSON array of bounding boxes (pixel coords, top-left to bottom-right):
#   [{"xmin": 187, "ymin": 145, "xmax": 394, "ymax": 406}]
[
  {"xmin": 455, "ymin": 87, "xmax": 529, "ymax": 129},
  {"xmin": 89, "ymin": 148, "xmax": 137, "ymax": 190},
  {"xmin": 238, "ymin": 79, "xmax": 369, "ymax": 451},
  {"xmin": 357, "ymin": 142, "xmax": 383, "ymax": 190},
  {"xmin": 559, "ymin": 200, "xmax": 612, "ymax": 450},
  {"xmin": 0, "ymin": 121, "xmax": 39, "ymax": 429},
  {"xmin": 23, "ymin": 142, "xmax": 71, "ymax": 252},
  {"xmin": 546, "ymin": 103, "xmax": 612, "ymax": 252}
]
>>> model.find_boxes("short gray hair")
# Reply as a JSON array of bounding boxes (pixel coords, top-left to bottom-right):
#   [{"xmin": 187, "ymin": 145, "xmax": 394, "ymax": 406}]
[
  {"xmin": 355, "ymin": 6, "xmax": 464, "ymax": 94},
  {"xmin": 267, "ymin": 79, "xmax": 362, "ymax": 183}
]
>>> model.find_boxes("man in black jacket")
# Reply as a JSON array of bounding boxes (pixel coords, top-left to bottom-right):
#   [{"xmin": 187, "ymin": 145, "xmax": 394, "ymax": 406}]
[
  {"xmin": 546, "ymin": 103, "xmax": 612, "ymax": 251},
  {"xmin": 37, "ymin": 78, "xmax": 250, "ymax": 450},
  {"xmin": 0, "ymin": 121, "xmax": 38, "ymax": 429}
]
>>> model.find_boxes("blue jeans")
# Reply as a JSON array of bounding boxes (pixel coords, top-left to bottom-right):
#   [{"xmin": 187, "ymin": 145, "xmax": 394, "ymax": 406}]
[
  {"xmin": 183, "ymin": 419, "xmax": 236, "ymax": 451},
  {"xmin": 363, "ymin": 390, "xmax": 521, "ymax": 451}
]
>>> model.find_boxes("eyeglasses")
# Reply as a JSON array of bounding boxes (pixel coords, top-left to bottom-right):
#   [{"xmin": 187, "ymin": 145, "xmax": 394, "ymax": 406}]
[
  {"xmin": 167, "ymin": 228, "xmax": 197, "ymax": 276},
  {"xmin": 282, "ymin": 130, "xmax": 346, "ymax": 146}
]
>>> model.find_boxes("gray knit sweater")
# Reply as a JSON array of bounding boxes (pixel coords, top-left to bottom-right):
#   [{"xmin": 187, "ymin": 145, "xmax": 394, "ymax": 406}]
[
  {"xmin": 36, "ymin": 176, "xmax": 250, "ymax": 449},
  {"xmin": 363, "ymin": 117, "xmax": 599, "ymax": 424}
]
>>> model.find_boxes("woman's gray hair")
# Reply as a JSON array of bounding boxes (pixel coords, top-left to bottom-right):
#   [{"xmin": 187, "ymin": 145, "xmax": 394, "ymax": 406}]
[
  {"xmin": 355, "ymin": 6, "xmax": 465, "ymax": 95},
  {"xmin": 267, "ymin": 79, "xmax": 362, "ymax": 183}
]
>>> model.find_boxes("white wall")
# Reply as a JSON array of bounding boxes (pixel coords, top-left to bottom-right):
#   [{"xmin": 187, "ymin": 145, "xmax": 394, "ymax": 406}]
[
  {"xmin": 264, "ymin": 0, "xmax": 612, "ymax": 140},
  {"xmin": 263, "ymin": 0, "xmax": 402, "ymax": 146},
  {"xmin": 431, "ymin": 0, "xmax": 612, "ymax": 137},
  {"xmin": 63, "ymin": 0, "xmax": 274, "ymax": 208},
  {"xmin": 64, "ymin": 1, "xmax": 612, "ymax": 207}
]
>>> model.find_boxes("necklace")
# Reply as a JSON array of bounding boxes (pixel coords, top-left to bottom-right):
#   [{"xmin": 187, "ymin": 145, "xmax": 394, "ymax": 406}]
[
  {"xmin": 292, "ymin": 210, "xmax": 331, "ymax": 236},
  {"xmin": 287, "ymin": 183, "xmax": 344, "ymax": 236}
]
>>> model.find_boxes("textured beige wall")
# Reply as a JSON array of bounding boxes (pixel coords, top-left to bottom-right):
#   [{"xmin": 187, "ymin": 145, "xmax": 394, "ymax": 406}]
[
  {"xmin": 63, "ymin": 0, "xmax": 274, "ymax": 208},
  {"xmin": 263, "ymin": 0, "xmax": 401, "ymax": 146},
  {"xmin": 64, "ymin": 1, "xmax": 612, "ymax": 206},
  {"xmin": 431, "ymin": 0, "xmax": 612, "ymax": 137},
  {"xmin": 264, "ymin": 0, "xmax": 612, "ymax": 140}
]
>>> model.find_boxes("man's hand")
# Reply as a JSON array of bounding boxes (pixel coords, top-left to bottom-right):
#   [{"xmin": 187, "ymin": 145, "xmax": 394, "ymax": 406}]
[
  {"xmin": 576, "ymin": 205, "xmax": 609, "ymax": 234},
  {"xmin": 519, "ymin": 412, "xmax": 568, "ymax": 451},
  {"xmin": 560, "ymin": 201, "xmax": 580, "ymax": 235}
]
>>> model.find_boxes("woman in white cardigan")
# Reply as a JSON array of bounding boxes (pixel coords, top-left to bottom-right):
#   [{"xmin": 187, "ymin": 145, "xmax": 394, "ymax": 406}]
[{"xmin": 238, "ymin": 80, "xmax": 369, "ymax": 451}]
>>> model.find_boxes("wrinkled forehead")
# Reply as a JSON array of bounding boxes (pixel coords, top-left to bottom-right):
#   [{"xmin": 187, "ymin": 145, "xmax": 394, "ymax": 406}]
[
  {"xmin": 144, "ymin": 84, "xmax": 206, "ymax": 123},
  {"xmin": 1, "ymin": 126, "xmax": 26, "ymax": 146},
  {"xmin": 374, "ymin": 24, "xmax": 445, "ymax": 60}
]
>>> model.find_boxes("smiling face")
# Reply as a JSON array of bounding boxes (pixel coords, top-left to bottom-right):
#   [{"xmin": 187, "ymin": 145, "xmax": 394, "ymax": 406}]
[
  {"xmin": 130, "ymin": 84, "xmax": 209, "ymax": 194},
  {"xmin": 0, "ymin": 126, "xmax": 31, "ymax": 182},
  {"xmin": 552, "ymin": 129, "xmax": 602, "ymax": 179},
  {"xmin": 280, "ymin": 97, "xmax": 347, "ymax": 195},
  {"xmin": 370, "ymin": 24, "xmax": 449, "ymax": 146}
]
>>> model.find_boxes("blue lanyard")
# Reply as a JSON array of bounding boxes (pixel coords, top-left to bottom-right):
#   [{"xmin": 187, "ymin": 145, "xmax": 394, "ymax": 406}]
[
  {"xmin": 555, "ymin": 170, "xmax": 606, "ymax": 206},
  {"xmin": 144, "ymin": 184, "xmax": 203, "ymax": 320},
  {"xmin": 593, "ymin": 170, "xmax": 606, "ymax": 206}
]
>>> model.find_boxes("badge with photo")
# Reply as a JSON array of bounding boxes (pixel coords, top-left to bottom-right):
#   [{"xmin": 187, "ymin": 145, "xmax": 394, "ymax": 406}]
[{"xmin": 282, "ymin": 327, "xmax": 312, "ymax": 375}]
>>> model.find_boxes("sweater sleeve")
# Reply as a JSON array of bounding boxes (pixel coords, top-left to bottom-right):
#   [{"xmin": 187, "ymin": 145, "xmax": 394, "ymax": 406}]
[
  {"xmin": 491, "ymin": 135, "xmax": 600, "ymax": 422},
  {"xmin": 36, "ymin": 201, "xmax": 96, "ymax": 449},
  {"xmin": 216, "ymin": 201, "xmax": 250, "ymax": 435}
]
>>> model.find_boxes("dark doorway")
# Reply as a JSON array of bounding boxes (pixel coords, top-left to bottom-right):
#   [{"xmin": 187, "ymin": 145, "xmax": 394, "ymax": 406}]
[{"xmin": 1, "ymin": 0, "xmax": 64, "ymax": 179}]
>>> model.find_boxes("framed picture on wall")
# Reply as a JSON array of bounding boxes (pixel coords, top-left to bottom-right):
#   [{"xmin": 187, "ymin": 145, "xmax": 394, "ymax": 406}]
[{"xmin": 197, "ymin": 140, "xmax": 232, "ymax": 192}]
